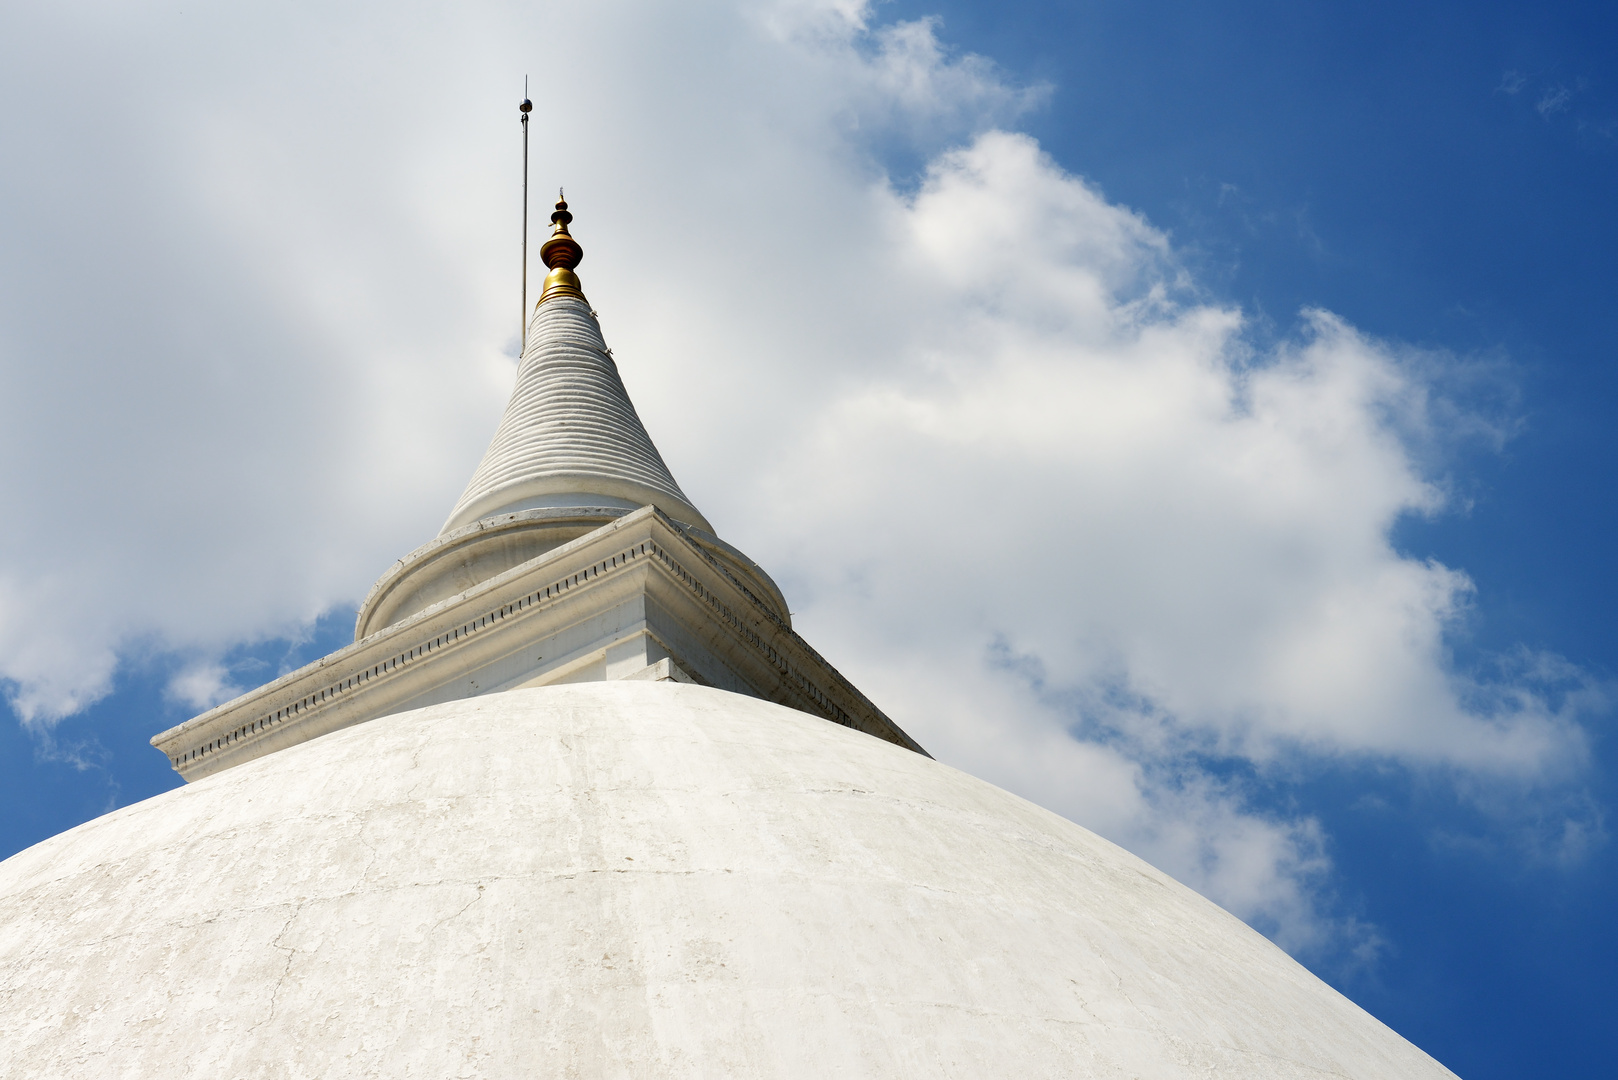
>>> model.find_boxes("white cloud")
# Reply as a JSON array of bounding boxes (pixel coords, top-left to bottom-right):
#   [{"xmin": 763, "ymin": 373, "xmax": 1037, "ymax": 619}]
[
  {"xmin": 755, "ymin": 131, "xmax": 1585, "ymax": 771},
  {"xmin": 164, "ymin": 662, "xmax": 243, "ymax": 713},
  {"xmin": 0, "ymin": 0, "xmax": 1597, "ymax": 957}
]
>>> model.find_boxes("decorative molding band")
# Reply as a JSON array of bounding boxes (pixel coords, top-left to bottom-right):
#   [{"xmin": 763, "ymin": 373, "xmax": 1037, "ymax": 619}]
[
  {"xmin": 167, "ymin": 540, "xmax": 655, "ymax": 770},
  {"xmin": 646, "ymin": 539, "xmax": 868, "ymax": 736},
  {"xmin": 155, "ymin": 508, "xmax": 924, "ymax": 777}
]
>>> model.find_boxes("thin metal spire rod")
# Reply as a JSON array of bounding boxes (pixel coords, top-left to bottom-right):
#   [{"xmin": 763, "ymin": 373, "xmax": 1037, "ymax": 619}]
[{"xmin": 520, "ymin": 78, "xmax": 532, "ymax": 351}]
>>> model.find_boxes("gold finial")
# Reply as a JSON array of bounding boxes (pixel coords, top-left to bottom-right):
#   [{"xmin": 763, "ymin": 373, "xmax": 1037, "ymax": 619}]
[{"xmin": 537, "ymin": 192, "xmax": 586, "ymax": 305}]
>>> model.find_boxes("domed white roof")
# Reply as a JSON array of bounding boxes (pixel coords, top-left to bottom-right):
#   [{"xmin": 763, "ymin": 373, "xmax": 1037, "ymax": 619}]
[{"xmin": 2, "ymin": 682, "xmax": 1454, "ymax": 1078}]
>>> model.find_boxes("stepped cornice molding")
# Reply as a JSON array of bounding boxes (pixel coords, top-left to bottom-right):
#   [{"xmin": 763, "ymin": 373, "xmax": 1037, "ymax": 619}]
[
  {"xmin": 355, "ymin": 504, "xmax": 789, "ymax": 640},
  {"xmin": 153, "ymin": 507, "xmax": 924, "ymax": 781}
]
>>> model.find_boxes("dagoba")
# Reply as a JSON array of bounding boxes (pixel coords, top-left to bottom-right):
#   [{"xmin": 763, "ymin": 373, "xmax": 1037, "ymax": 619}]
[{"xmin": 0, "ymin": 200, "xmax": 1459, "ymax": 1078}]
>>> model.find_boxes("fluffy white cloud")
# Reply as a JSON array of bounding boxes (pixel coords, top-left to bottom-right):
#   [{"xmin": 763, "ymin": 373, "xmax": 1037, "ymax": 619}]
[
  {"xmin": 164, "ymin": 662, "xmax": 243, "ymax": 714},
  {"xmin": 0, "ymin": 0, "xmax": 1595, "ymax": 955},
  {"xmin": 770, "ymin": 132, "xmax": 1584, "ymax": 771}
]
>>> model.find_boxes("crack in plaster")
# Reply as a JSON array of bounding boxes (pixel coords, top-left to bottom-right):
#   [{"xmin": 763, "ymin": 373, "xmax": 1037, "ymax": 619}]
[
  {"xmin": 431, "ymin": 885, "xmax": 487, "ymax": 936},
  {"xmin": 251, "ymin": 905, "xmax": 303, "ymax": 1034}
]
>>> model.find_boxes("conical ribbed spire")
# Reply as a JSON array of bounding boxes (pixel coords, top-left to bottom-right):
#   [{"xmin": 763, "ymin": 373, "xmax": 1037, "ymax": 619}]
[{"xmin": 443, "ymin": 200, "xmax": 710, "ymax": 535}]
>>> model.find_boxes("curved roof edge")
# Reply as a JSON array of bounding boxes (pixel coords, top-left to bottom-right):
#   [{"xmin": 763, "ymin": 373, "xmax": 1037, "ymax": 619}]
[{"xmin": 442, "ymin": 472, "xmax": 711, "ymax": 536}]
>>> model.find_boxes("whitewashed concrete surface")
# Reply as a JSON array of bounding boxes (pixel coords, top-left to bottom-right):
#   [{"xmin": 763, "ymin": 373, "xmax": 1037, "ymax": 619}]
[{"xmin": 0, "ymin": 683, "xmax": 1458, "ymax": 1079}]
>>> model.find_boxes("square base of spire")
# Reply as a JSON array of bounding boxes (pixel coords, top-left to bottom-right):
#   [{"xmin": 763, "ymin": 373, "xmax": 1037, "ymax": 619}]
[{"xmin": 152, "ymin": 507, "xmax": 925, "ymax": 781}]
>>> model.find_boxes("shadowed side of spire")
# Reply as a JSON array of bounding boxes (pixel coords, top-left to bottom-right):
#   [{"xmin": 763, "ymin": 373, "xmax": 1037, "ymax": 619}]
[{"xmin": 442, "ymin": 199, "xmax": 710, "ymax": 536}]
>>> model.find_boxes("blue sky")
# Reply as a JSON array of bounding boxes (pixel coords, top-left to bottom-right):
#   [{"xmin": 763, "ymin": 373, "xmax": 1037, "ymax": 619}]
[{"xmin": 1, "ymin": 2, "xmax": 1614, "ymax": 1075}]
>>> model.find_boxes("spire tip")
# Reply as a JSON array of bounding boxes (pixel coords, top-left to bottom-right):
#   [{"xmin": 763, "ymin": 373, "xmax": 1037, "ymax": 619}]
[{"xmin": 538, "ymin": 192, "xmax": 585, "ymax": 304}]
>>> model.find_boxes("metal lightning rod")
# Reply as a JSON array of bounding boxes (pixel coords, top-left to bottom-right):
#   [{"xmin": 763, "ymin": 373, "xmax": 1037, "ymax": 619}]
[{"xmin": 520, "ymin": 78, "xmax": 532, "ymax": 351}]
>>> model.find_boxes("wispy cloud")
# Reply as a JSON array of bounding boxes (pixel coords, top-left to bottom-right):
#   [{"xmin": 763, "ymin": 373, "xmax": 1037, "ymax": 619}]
[
  {"xmin": 1499, "ymin": 67, "xmax": 1611, "ymax": 135},
  {"xmin": 1537, "ymin": 85, "xmax": 1574, "ymax": 118},
  {"xmin": 164, "ymin": 663, "xmax": 243, "ymax": 713}
]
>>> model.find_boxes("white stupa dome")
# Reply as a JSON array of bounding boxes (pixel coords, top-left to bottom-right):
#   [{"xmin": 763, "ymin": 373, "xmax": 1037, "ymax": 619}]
[
  {"xmin": 0, "ymin": 195, "xmax": 1459, "ymax": 1077},
  {"xmin": 0, "ymin": 683, "xmax": 1453, "ymax": 1077}
]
